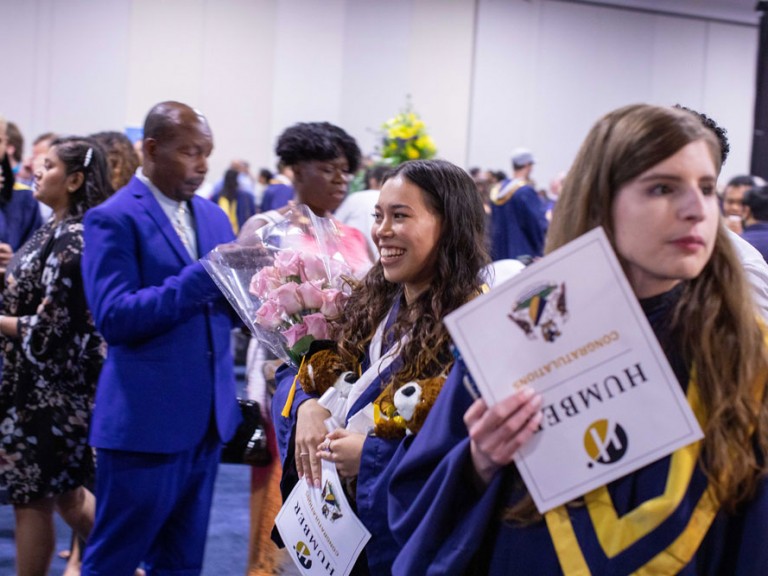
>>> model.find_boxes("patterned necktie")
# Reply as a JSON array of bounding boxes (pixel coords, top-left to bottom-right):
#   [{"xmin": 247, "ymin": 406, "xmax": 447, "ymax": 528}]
[{"xmin": 174, "ymin": 203, "xmax": 196, "ymax": 258}]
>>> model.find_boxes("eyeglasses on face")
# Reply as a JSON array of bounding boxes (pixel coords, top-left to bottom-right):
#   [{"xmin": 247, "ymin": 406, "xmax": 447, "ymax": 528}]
[{"xmin": 308, "ymin": 160, "xmax": 352, "ymax": 181}]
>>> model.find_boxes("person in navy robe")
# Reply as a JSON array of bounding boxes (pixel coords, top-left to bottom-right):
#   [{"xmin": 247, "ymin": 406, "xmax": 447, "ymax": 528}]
[
  {"xmin": 273, "ymin": 159, "xmax": 489, "ymax": 574},
  {"xmin": 489, "ymin": 148, "xmax": 548, "ymax": 261},
  {"xmin": 0, "ymin": 116, "xmax": 43, "ymax": 279},
  {"xmin": 390, "ymin": 104, "xmax": 768, "ymax": 575},
  {"xmin": 741, "ymin": 184, "xmax": 768, "ymax": 262},
  {"xmin": 210, "ymin": 168, "xmax": 257, "ymax": 234}
]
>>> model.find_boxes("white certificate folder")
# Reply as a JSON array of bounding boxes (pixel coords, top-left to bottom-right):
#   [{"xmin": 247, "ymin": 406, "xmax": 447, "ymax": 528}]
[{"xmin": 444, "ymin": 227, "xmax": 703, "ymax": 513}]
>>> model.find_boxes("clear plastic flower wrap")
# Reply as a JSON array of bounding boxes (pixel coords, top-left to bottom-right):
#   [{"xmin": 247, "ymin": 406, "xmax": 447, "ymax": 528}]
[{"xmin": 200, "ymin": 205, "xmax": 363, "ymax": 367}]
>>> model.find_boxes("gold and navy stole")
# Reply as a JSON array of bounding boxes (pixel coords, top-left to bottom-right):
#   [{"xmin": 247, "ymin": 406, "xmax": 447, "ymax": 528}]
[
  {"xmin": 216, "ymin": 196, "xmax": 239, "ymax": 234},
  {"xmin": 490, "ymin": 179, "xmax": 530, "ymax": 206},
  {"xmin": 543, "ymin": 375, "xmax": 718, "ymax": 575}
]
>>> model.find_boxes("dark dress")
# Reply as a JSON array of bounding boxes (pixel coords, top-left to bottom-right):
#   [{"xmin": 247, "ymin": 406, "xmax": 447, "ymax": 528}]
[{"xmin": 0, "ymin": 217, "xmax": 105, "ymax": 504}]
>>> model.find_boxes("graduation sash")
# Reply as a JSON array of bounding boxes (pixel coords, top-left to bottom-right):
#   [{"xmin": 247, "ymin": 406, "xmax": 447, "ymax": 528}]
[
  {"xmin": 543, "ymin": 367, "xmax": 762, "ymax": 575},
  {"xmin": 490, "ymin": 178, "xmax": 530, "ymax": 206},
  {"xmin": 544, "ymin": 374, "xmax": 713, "ymax": 575}
]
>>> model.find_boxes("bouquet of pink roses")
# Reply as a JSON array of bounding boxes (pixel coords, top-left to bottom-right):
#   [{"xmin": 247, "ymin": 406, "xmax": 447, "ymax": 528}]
[
  {"xmin": 249, "ymin": 248, "xmax": 350, "ymax": 363},
  {"xmin": 201, "ymin": 205, "xmax": 359, "ymax": 366}
]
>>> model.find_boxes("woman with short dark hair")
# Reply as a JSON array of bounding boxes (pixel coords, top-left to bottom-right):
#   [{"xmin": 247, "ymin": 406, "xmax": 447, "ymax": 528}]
[{"xmin": 242, "ymin": 121, "xmax": 371, "ymax": 574}]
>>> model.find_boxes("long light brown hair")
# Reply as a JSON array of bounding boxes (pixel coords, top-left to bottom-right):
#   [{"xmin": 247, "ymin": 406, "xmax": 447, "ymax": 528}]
[{"xmin": 509, "ymin": 104, "xmax": 768, "ymax": 522}]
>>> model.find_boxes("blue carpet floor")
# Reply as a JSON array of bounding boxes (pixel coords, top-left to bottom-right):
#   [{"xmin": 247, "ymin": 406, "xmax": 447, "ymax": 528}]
[
  {"xmin": 0, "ymin": 464, "xmax": 251, "ymax": 576},
  {"xmin": 0, "ymin": 357, "xmax": 293, "ymax": 575},
  {"xmin": 0, "ymin": 462, "xmax": 251, "ymax": 575}
]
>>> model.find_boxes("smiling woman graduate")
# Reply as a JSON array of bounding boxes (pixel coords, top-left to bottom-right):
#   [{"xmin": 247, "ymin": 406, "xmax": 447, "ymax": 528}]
[
  {"xmin": 271, "ymin": 159, "xmax": 490, "ymax": 574},
  {"xmin": 389, "ymin": 104, "xmax": 768, "ymax": 576}
]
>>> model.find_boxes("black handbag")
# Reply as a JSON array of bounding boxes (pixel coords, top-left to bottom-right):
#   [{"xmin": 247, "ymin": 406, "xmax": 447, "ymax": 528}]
[{"xmin": 221, "ymin": 399, "xmax": 271, "ymax": 466}]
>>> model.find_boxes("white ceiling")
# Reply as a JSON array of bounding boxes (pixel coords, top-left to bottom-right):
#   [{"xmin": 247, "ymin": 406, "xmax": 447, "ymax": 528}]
[{"xmin": 564, "ymin": 0, "xmax": 761, "ymax": 24}]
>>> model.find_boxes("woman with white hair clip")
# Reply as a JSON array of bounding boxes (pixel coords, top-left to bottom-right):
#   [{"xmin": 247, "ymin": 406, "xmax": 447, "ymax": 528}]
[{"xmin": 0, "ymin": 136, "xmax": 112, "ymax": 575}]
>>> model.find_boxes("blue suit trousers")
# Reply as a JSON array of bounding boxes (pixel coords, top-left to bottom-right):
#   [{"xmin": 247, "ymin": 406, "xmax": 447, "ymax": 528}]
[{"xmin": 81, "ymin": 430, "xmax": 221, "ymax": 576}]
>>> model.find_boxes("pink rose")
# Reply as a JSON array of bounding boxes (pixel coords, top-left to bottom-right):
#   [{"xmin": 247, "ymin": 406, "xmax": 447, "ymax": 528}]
[
  {"xmin": 320, "ymin": 289, "xmax": 347, "ymax": 317},
  {"xmin": 303, "ymin": 313, "xmax": 329, "ymax": 340},
  {"xmin": 255, "ymin": 300, "xmax": 285, "ymax": 329},
  {"xmin": 272, "ymin": 282, "xmax": 304, "ymax": 315},
  {"xmin": 297, "ymin": 280, "xmax": 325, "ymax": 310},
  {"xmin": 299, "ymin": 253, "xmax": 328, "ymax": 283},
  {"xmin": 249, "ymin": 266, "xmax": 281, "ymax": 296},
  {"xmin": 283, "ymin": 322, "xmax": 308, "ymax": 348},
  {"xmin": 274, "ymin": 250, "xmax": 301, "ymax": 278}
]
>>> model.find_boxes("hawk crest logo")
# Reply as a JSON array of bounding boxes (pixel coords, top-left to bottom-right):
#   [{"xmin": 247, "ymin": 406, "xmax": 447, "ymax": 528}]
[
  {"xmin": 509, "ymin": 282, "xmax": 568, "ymax": 342},
  {"xmin": 321, "ymin": 480, "xmax": 343, "ymax": 522}
]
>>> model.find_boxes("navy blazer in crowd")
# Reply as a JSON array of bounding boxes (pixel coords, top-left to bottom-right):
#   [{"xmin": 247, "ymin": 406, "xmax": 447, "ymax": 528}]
[
  {"xmin": 742, "ymin": 222, "xmax": 768, "ymax": 264},
  {"xmin": 82, "ymin": 176, "xmax": 240, "ymax": 453}
]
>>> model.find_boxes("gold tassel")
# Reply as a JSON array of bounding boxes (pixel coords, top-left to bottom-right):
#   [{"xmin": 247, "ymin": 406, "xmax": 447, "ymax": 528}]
[{"xmin": 280, "ymin": 355, "xmax": 306, "ymax": 418}]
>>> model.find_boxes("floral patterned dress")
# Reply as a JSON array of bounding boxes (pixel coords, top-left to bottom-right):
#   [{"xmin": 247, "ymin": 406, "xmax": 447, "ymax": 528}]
[{"xmin": 0, "ymin": 217, "xmax": 106, "ymax": 504}]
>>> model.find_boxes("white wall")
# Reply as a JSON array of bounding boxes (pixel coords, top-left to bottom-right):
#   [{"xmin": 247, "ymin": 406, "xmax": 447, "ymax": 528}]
[
  {"xmin": 337, "ymin": 0, "xmax": 476, "ymax": 165},
  {"xmin": 468, "ymin": 0, "xmax": 758, "ymax": 185},
  {"xmin": 5, "ymin": 0, "xmax": 133, "ymax": 139},
  {"xmin": 1, "ymin": 0, "xmax": 759, "ymax": 188}
]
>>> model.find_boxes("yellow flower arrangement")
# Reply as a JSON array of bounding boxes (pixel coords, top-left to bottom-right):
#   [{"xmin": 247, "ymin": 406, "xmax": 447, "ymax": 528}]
[{"xmin": 380, "ymin": 103, "xmax": 437, "ymax": 165}]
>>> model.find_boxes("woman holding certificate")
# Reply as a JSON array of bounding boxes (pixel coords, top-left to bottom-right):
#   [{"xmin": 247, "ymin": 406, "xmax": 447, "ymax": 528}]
[
  {"xmin": 389, "ymin": 104, "xmax": 768, "ymax": 575},
  {"xmin": 272, "ymin": 159, "xmax": 489, "ymax": 574}
]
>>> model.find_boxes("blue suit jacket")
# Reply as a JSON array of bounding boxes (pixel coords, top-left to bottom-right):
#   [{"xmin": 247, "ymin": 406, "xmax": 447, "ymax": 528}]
[{"xmin": 82, "ymin": 176, "xmax": 240, "ymax": 453}]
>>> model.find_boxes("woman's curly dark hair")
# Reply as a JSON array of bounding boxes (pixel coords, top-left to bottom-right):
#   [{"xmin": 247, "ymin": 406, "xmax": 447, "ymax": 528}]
[
  {"xmin": 51, "ymin": 137, "xmax": 113, "ymax": 218},
  {"xmin": 275, "ymin": 122, "xmax": 361, "ymax": 174},
  {"xmin": 336, "ymin": 159, "xmax": 490, "ymax": 386}
]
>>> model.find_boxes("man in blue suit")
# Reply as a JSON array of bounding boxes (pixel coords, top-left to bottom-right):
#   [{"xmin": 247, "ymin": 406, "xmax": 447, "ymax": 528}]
[{"xmin": 80, "ymin": 101, "xmax": 240, "ymax": 576}]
